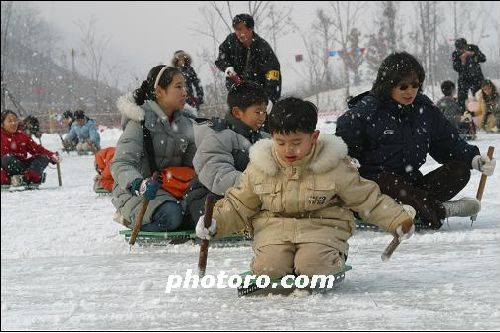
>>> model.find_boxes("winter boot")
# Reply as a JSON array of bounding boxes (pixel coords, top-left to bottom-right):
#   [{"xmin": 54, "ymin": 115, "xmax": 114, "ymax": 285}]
[
  {"xmin": 93, "ymin": 175, "xmax": 104, "ymax": 192},
  {"xmin": 23, "ymin": 169, "xmax": 42, "ymax": 184},
  {"xmin": 10, "ymin": 175, "xmax": 25, "ymax": 187},
  {"xmin": 442, "ymin": 197, "xmax": 481, "ymax": 218}
]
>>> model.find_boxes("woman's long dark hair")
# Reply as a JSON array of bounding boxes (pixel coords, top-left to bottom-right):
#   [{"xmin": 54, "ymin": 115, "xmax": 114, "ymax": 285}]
[
  {"xmin": 481, "ymin": 79, "xmax": 498, "ymax": 102},
  {"xmin": 133, "ymin": 66, "xmax": 182, "ymax": 105},
  {"xmin": 1, "ymin": 109, "xmax": 18, "ymax": 125},
  {"xmin": 371, "ymin": 52, "xmax": 426, "ymax": 99}
]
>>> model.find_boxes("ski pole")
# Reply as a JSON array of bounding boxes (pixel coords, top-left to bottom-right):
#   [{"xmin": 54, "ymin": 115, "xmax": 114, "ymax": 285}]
[
  {"xmin": 381, "ymin": 219, "xmax": 414, "ymax": 261},
  {"xmin": 129, "ymin": 171, "xmax": 159, "ymax": 247},
  {"xmin": 381, "ymin": 236, "xmax": 401, "ymax": 262},
  {"xmin": 59, "ymin": 134, "xmax": 69, "ymax": 154},
  {"xmin": 471, "ymin": 146, "xmax": 495, "ymax": 225},
  {"xmin": 198, "ymin": 194, "xmax": 217, "ymax": 277},
  {"xmin": 56, "ymin": 161, "xmax": 62, "ymax": 187}
]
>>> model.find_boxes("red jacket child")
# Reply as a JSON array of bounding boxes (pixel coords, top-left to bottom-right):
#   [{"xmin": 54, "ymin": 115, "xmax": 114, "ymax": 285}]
[{"xmin": 1, "ymin": 125, "xmax": 58, "ymax": 184}]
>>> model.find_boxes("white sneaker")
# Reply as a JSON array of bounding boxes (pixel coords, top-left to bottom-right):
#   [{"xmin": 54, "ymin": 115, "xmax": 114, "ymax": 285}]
[{"xmin": 442, "ymin": 197, "xmax": 481, "ymax": 217}]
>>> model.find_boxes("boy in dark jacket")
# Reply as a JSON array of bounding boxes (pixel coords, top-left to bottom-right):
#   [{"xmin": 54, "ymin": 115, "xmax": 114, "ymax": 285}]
[{"xmin": 336, "ymin": 52, "xmax": 496, "ymax": 229}]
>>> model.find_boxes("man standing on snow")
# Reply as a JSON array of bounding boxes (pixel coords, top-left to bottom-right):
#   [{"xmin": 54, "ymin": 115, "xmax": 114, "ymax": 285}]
[
  {"xmin": 215, "ymin": 13, "xmax": 281, "ymax": 106},
  {"xmin": 452, "ymin": 38, "xmax": 486, "ymax": 111}
]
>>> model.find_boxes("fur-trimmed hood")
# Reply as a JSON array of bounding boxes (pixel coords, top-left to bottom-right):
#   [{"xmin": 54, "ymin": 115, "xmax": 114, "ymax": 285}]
[
  {"xmin": 249, "ymin": 134, "xmax": 348, "ymax": 176},
  {"xmin": 116, "ymin": 92, "xmax": 190, "ymax": 129},
  {"xmin": 116, "ymin": 92, "xmax": 145, "ymax": 129}
]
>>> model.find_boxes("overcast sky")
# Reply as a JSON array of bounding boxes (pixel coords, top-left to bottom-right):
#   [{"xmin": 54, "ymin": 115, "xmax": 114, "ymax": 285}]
[{"xmin": 29, "ymin": 1, "xmax": 500, "ymax": 93}]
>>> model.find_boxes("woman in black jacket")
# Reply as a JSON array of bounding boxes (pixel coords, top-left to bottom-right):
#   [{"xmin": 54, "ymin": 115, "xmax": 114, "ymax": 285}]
[{"xmin": 336, "ymin": 52, "xmax": 496, "ymax": 229}]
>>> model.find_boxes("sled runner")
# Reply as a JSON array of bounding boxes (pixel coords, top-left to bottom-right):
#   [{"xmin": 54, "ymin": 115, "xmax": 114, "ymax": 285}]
[
  {"xmin": 77, "ymin": 150, "xmax": 94, "ymax": 156},
  {"xmin": 119, "ymin": 229, "xmax": 251, "ymax": 246},
  {"xmin": 94, "ymin": 188, "xmax": 111, "ymax": 196},
  {"xmin": 237, "ymin": 265, "xmax": 352, "ymax": 297},
  {"xmin": 1, "ymin": 183, "xmax": 41, "ymax": 192},
  {"xmin": 1, "ymin": 173, "xmax": 46, "ymax": 192},
  {"xmin": 355, "ymin": 218, "xmax": 434, "ymax": 231}
]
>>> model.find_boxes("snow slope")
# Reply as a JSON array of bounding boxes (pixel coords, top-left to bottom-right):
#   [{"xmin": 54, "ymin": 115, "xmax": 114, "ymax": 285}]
[{"xmin": 1, "ymin": 130, "xmax": 499, "ymax": 330}]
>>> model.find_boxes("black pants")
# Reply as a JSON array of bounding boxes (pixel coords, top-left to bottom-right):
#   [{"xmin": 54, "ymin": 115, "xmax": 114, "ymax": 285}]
[
  {"xmin": 373, "ymin": 161, "xmax": 471, "ymax": 229},
  {"xmin": 1, "ymin": 155, "xmax": 49, "ymax": 177},
  {"xmin": 184, "ymin": 177, "xmax": 223, "ymax": 227},
  {"xmin": 458, "ymin": 77, "xmax": 483, "ymax": 112}
]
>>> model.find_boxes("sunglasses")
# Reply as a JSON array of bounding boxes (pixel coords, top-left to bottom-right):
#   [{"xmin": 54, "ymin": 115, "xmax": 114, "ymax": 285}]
[{"xmin": 397, "ymin": 82, "xmax": 421, "ymax": 91}]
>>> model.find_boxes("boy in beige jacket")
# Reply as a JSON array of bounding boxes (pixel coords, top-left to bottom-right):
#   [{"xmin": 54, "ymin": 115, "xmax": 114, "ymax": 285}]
[{"xmin": 196, "ymin": 97, "xmax": 415, "ymax": 278}]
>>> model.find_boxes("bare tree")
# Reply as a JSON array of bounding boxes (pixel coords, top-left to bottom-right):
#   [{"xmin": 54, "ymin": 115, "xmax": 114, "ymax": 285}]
[
  {"xmin": 192, "ymin": 6, "xmax": 228, "ymax": 116},
  {"xmin": 291, "ymin": 22, "xmax": 326, "ymax": 105},
  {"xmin": 413, "ymin": 1, "xmax": 444, "ymax": 98},
  {"xmin": 76, "ymin": 17, "xmax": 110, "ymax": 113},
  {"xmin": 366, "ymin": 2, "xmax": 397, "ymax": 72},
  {"xmin": 1, "ymin": 1, "xmax": 14, "ymax": 111},
  {"xmin": 344, "ymin": 27, "xmax": 364, "ymax": 86},
  {"xmin": 311, "ymin": 9, "xmax": 335, "ymax": 90},
  {"xmin": 261, "ymin": 3, "xmax": 293, "ymax": 55},
  {"xmin": 328, "ymin": 1, "xmax": 366, "ymax": 99},
  {"xmin": 1, "ymin": 2, "xmax": 60, "ymax": 114}
]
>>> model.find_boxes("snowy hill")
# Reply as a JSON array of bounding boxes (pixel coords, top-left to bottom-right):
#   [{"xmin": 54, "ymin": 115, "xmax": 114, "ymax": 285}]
[{"xmin": 1, "ymin": 129, "xmax": 499, "ymax": 330}]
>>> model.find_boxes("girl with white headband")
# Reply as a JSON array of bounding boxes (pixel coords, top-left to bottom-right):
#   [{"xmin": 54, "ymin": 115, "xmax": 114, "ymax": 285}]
[{"xmin": 111, "ymin": 65, "xmax": 197, "ymax": 232}]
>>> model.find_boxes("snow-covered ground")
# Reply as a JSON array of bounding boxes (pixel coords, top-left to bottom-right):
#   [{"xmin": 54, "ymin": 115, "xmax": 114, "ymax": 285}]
[{"xmin": 1, "ymin": 129, "xmax": 499, "ymax": 330}]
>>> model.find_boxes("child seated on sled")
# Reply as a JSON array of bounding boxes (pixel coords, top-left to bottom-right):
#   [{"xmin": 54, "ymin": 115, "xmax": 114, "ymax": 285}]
[
  {"xmin": 436, "ymin": 81, "xmax": 476, "ymax": 140},
  {"xmin": 1, "ymin": 110, "xmax": 61, "ymax": 186},
  {"xmin": 60, "ymin": 110, "xmax": 78, "ymax": 152},
  {"xmin": 65, "ymin": 110, "xmax": 101, "ymax": 154},
  {"xmin": 196, "ymin": 97, "xmax": 415, "ymax": 278},
  {"xmin": 186, "ymin": 81, "xmax": 269, "ymax": 224},
  {"xmin": 111, "ymin": 65, "xmax": 197, "ymax": 232}
]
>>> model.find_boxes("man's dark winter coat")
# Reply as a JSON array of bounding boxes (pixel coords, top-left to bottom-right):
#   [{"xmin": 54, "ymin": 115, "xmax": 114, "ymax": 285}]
[
  {"xmin": 215, "ymin": 32, "xmax": 281, "ymax": 103},
  {"xmin": 452, "ymin": 44, "xmax": 486, "ymax": 110},
  {"xmin": 452, "ymin": 44, "xmax": 486, "ymax": 81}
]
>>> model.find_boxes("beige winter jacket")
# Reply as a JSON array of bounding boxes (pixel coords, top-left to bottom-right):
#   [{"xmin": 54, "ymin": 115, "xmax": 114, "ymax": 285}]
[
  {"xmin": 476, "ymin": 90, "xmax": 500, "ymax": 132},
  {"xmin": 475, "ymin": 90, "xmax": 486, "ymax": 125},
  {"xmin": 213, "ymin": 134, "xmax": 412, "ymax": 254}
]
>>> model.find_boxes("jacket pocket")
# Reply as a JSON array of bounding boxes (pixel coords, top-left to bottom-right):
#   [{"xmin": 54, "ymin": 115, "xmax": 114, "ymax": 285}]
[
  {"xmin": 305, "ymin": 182, "xmax": 336, "ymax": 211},
  {"xmin": 254, "ymin": 183, "xmax": 282, "ymax": 212}
]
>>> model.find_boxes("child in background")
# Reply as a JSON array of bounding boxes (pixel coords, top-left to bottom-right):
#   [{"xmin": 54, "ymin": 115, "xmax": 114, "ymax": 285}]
[
  {"xmin": 1, "ymin": 110, "xmax": 60, "ymax": 186},
  {"xmin": 436, "ymin": 80, "xmax": 476, "ymax": 140}
]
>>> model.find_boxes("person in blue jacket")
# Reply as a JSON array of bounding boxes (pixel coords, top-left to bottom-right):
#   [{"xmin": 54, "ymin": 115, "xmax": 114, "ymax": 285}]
[
  {"xmin": 64, "ymin": 110, "xmax": 101, "ymax": 153},
  {"xmin": 336, "ymin": 52, "xmax": 496, "ymax": 229}
]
